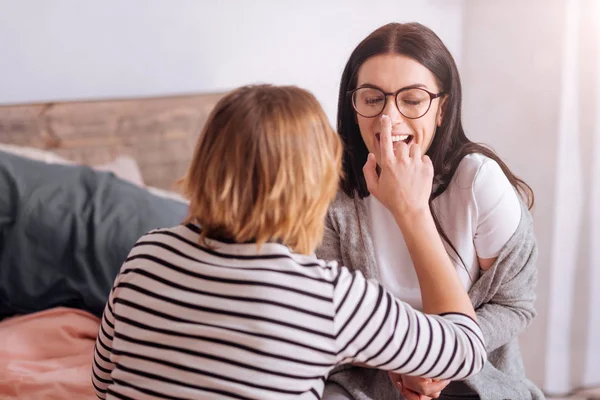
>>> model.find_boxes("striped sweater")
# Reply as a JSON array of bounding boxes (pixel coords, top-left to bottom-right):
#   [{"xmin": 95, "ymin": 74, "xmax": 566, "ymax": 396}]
[{"xmin": 92, "ymin": 224, "xmax": 486, "ymax": 399}]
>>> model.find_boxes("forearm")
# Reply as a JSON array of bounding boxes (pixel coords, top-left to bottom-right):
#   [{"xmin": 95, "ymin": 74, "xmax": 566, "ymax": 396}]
[
  {"xmin": 92, "ymin": 304, "xmax": 117, "ymax": 398},
  {"xmin": 92, "ymin": 335, "xmax": 114, "ymax": 397},
  {"xmin": 394, "ymin": 210, "xmax": 476, "ymax": 320},
  {"xmin": 472, "ymin": 241, "xmax": 537, "ymax": 352},
  {"xmin": 476, "ymin": 301, "xmax": 536, "ymax": 352},
  {"xmin": 334, "ymin": 269, "xmax": 486, "ymax": 380}
]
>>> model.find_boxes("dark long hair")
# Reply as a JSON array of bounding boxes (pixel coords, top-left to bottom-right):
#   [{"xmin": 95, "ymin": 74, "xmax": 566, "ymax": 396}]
[{"xmin": 338, "ymin": 22, "xmax": 534, "ymax": 269}]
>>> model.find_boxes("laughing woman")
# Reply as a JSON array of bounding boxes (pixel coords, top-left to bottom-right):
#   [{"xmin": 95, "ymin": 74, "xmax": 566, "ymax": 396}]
[{"xmin": 318, "ymin": 23, "xmax": 543, "ymax": 400}]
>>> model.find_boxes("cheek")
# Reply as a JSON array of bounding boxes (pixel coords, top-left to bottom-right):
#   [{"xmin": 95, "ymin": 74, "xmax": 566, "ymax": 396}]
[
  {"xmin": 356, "ymin": 118, "xmax": 375, "ymax": 149},
  {"xmin": 416, "ymin": 117, "xmax": 437, "ymax": 145}
]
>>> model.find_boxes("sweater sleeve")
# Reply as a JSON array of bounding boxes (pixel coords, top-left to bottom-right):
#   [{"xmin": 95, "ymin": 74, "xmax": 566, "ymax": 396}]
[
  {"xmin": 91, "ymin": 274, "xmax": 121, "ymax": 398},
  {"xmin": 332, "ymin": 266, "xmax": 486, "ymax": 380}
]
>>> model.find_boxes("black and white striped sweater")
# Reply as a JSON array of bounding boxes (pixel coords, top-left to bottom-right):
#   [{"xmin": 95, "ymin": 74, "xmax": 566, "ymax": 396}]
[{"xmin": 92, "ymin": 224, "xmax": 485, "ymax": 400}]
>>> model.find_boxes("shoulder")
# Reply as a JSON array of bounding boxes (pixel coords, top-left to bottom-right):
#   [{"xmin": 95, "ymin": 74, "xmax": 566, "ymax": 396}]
[
  {"xmin": 455, "ymin": 154, "xmax": 522, "ymax": 258},
  {"xmin": 450, "ymin": 154, "xmax": 517, "ymax": 205},
  {"xmin": 467, "ymin": 155, "xmax": 520, "ymax": 214},
  {"xmin": 452, "ymin": 153, "xmax": 503, "ymax": 189},
  {"xmin": 329, "ymin": 189, "xmax": 357, "ymax": 211},
  {"xmin": 143, "ymin": 224, "xmax": 191, "ymax": 240},
  {"xmin": 325, "ymin": 189, "xmax": 363, "ymax": 226},
  {"xmin": 129, "ymin": 224, "xmax": 193, "ymax": 255}
]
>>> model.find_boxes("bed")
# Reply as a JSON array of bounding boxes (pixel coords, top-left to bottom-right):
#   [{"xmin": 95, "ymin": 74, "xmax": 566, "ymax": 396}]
[
  {"xmin": 0, "ymin": 92, "xmax": 224, "ymax": 190},
  {"xmin": 0, "ymin": 92, "xmax": 224, "ymax": 400}
]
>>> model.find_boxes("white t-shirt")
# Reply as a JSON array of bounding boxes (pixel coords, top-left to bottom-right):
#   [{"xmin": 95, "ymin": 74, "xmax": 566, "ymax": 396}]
[{"xmin": 367, "ymin": 153, "xmax": 521, "ymax": 310}]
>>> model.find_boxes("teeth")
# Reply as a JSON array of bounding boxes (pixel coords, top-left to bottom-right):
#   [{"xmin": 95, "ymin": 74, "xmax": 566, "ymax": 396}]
[{"xmin": 391, "ymin": 135, "xmax": 409, "ymax": 142}]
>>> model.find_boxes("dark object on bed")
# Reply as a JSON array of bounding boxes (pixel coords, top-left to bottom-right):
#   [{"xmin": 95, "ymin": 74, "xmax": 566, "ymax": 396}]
[{"xmin": 0, "ymin": 151, "xmax": 188, "ymax": 318}]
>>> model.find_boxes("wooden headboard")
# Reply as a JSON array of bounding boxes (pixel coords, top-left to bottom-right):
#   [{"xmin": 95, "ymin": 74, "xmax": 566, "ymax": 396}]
[{"xmin": 0, "ymin": 92, "xmax": 225, "ymax": 190}]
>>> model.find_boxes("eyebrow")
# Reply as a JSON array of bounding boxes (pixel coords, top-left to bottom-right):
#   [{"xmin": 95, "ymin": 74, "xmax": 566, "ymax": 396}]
[{"xmin": 356, "ymin": 83, "xmax": 428, "ymax": 91}]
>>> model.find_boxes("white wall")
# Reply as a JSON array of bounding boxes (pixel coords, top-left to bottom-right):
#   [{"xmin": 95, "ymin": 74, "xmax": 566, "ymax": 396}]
[
  {"xmin": 461, "ymin": 0, "xmax": 600, "ymax": 393},
  {"xmin": 461, "ymin": 0, "xmax": 565, "ymax": 388},
  {"xmin": 0, "ymin": 0, "xmax": 465, "ymax": 123}
]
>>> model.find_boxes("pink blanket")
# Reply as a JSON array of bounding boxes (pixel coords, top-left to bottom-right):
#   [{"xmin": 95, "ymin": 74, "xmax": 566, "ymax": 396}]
[{"xmin": 0, "ymin": 308, "xmax": 100, "ymax": 400}]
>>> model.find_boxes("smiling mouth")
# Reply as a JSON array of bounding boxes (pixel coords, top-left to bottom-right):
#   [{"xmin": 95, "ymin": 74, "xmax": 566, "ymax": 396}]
[{"xmin": 375, "ymin": 133, "xmax": 414, "ymax": 145}]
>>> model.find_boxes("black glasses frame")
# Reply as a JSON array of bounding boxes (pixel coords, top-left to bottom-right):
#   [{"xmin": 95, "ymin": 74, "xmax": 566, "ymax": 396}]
[{"xmin": 348, "ymin": 86, "xmax": 445, "ymax": 119}]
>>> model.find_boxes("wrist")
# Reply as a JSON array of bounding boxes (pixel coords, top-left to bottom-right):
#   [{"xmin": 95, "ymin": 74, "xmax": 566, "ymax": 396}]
[{"xmin": 392, "ymin": 207, "xmax": 433, "ymax": 231}]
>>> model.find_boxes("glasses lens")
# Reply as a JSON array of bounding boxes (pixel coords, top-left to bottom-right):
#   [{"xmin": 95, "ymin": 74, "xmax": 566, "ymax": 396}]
[
  {"xmin": 397, "ymin": 88, "xmax": 432, "ymax": 119},
  {"xmin": 353, "ymin": 88, "xmax": 385, "ymax": 117}
]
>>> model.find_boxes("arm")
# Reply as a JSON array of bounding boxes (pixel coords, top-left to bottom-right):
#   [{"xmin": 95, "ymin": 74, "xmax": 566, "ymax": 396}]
[
  {"xmin": 396, "ymin": 161, "xmax": 534, "ymax": 396},
  {"xmin": 362, "ymin": 116, "xmax": 477, "ymax": 321},
  {"xmin": 362, "ymin": 116, "xmax": 484, "ymax": 395},
  {"xmin": 341, "ymin": 116, "xmax": 486, "ymax": 379},
  {"xmin": 91, "ymin": 275, "xmax": 120, "ymax": 399},
  {"xmin": 396, "ymin": 210, "xmax": 476, "ymax": 320},
  {"xmin": 471, "ymin": 160, "xmax": 537, "ymax": 352},
  {"xmin": 332, "ymin": 266, "xmax": 486, "ymax": 381},
  {"xmin": 474, "ymin": 249, "xmax": 537, "ymax": 352},
  {"xmin": 389, "ymin": 209, "xmax": 476, "ymax": 399}
]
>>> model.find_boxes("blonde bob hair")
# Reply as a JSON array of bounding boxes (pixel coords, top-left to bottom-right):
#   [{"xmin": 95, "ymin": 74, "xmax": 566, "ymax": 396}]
[{"xmin": 180, "ymin": 84, "xmax": 342, "ymax": 255}]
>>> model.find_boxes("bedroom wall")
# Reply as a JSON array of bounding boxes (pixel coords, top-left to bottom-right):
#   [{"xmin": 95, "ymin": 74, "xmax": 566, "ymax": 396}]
[
  {"xmin": 460, "ymin": 0, "xmax": 564, "ymax": 389},
  {"xmin": 0, "ymin": 0, "xmax": 465, "ymax": 122},
  {"xmin": 460, "ymin": 0, "xmax": 600, "ymax": 394}
]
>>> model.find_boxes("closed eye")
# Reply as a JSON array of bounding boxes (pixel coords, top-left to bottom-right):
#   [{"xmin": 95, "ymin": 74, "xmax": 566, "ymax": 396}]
[
  {"xmin": 365, "ymin": 98, "xmax": 384, "ymax": 105},
  {"xmin": 401, "ymin": 99, "xmax": 423, "ymax": 106}
]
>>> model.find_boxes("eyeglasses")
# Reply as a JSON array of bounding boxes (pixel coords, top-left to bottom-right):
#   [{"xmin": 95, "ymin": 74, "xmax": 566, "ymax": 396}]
[{"xmin": 348, "ymin": 86, "xmax": 445, "ymax": 119}]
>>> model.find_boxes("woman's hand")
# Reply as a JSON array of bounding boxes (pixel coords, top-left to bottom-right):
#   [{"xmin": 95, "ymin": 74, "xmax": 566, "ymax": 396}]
[
  {"xmin": 363, "ymin": 115, "xmax": 434, "ymax": 219},
  {"xmin": 389, "ymin": 372, "xmax": 450, "ymax": 400}
]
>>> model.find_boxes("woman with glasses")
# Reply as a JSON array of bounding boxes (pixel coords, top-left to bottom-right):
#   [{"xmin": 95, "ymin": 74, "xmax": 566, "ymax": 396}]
[{"xmin": 318, "ymin": 23, "xmax": 543, "ymax": 400}]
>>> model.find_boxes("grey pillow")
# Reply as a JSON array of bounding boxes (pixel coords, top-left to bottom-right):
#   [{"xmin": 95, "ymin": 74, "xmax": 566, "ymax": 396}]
[{"xmin": 0, "ymin": 150, "xmax": 188, "ymax": 318}]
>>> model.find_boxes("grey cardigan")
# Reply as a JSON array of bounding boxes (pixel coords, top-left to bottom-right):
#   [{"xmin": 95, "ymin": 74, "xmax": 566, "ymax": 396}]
[{"xmin": 315, "ymin": 190, "xmax": 545, "ymax": 400}]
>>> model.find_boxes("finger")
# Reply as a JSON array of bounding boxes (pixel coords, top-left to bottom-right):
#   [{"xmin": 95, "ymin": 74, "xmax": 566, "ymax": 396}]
[
  {"xmin": 431, "ymin": 392, "xmax": 442, "ymax": 399},
  {"xmin": 399, "ymin": 386, "xmax": 422, "ymax": 400},
  {"xmin": 402, "ymin": 385, "xmax": 430, "ymax": 399},
  {"xmin": 401, "ymin": 376, "xmax": 431, "ymax": 392},
  {"xmin": 421, "ymin": 380, "xmax": 451, "ymax": 395},
  {"xmin": 409, "ymin": 142, "xmax": 422, "ymax": 160},
  {"xmin": 393, "ymin": 380, "xmax": 403, "ymax": 392},
  {"xmin": 388, "ymin": 371, "xmax": 402, "ymax": 383},
  {"xmin": 422, "ymin": 155, "xmax": 434, "ymax": 179},
  {"xmin": 405, "ymin": 390, "xmax": 424, "ymax": 400},
  {"xmin": 379, "ymin": 114, "xmax": 395, "ymax": 166},
  {"xmin": 395, "ymin": 140, "xmax": 410, "ymax": 162},
  {"xmin": 422, "ymin": 154, "xmax": 432, "ymax": 166},
  {"xmin": 362, "ymin": 153, "xmax": 379, "ymax": 194}
]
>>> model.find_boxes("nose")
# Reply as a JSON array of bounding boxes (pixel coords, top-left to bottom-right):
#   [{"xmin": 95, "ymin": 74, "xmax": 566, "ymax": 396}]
[{"xmin": 382, "ymin": 95, "xmax": 403, "ymax": 124}]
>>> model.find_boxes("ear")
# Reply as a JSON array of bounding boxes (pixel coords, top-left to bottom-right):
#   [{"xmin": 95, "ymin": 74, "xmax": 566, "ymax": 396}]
[{"xmin": 436, "ymin": 96, "xmax": 448, "ymax": 127}]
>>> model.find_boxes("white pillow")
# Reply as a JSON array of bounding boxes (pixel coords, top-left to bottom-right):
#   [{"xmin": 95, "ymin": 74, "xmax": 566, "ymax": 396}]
[
  {"xmin": 147, "ymin": 186, "xmax": 189, "ymax": 204},
  {"xmin": 93, "ymin": 155, "xmax": 145, "ymax": 187},
  {"xmin": 0, "ymin": 143, "xmax": 74, "ymax": 165},
  {"xmin": 0, "ymin": 144, "xmax": 190, "ymax": 204},
  {"xmin": 0, "ymin": 144, "xmax": 144, "ymax": 187}
]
